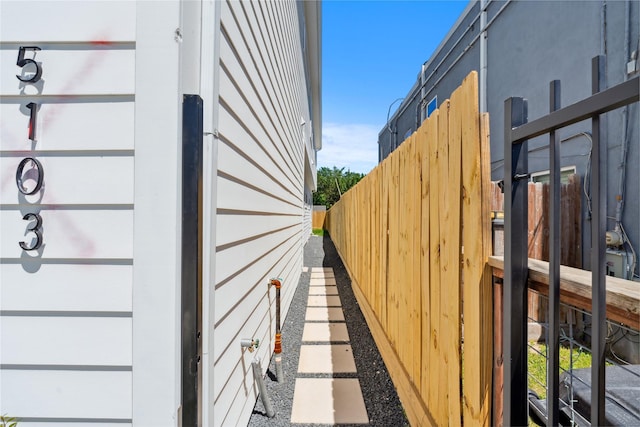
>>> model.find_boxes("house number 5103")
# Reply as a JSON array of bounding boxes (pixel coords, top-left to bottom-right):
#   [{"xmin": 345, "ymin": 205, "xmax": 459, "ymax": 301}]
[{"xmin": 16, "ymin": 46, "xmax": 44, "ymax": 251}]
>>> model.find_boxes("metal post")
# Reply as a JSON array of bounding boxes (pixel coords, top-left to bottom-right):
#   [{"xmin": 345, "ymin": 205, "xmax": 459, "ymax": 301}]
[
  {"xmin": 503, "ymin": 96, "xmax": 529, "ymax": 427},
  {"xmin": 181, "ymin": 94, "xmax": 204, "ymax": 427},
  {"xmin": 590, "ymin": 55, "xmax": 606, "ymax": 427},
  {"xmin": 547, "ymin": 80, "xmax": 561, "ymax": 427}
]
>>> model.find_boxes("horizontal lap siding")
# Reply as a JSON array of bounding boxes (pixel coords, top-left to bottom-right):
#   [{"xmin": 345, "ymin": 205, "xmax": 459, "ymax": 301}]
[
  {"xmin": 0, "ymin": 1, "xmax": 135, "ymax": 423},
  {"xmin": 0, "ymin": 264, "xmax": 131, "ymax": 312},
  {"xmin": 2, "ymin": 370, "xmax": 132, "ymax": 418},
  {"xmin": 215, "ymin": 1, "xmax": 308, "ymax": 425}
]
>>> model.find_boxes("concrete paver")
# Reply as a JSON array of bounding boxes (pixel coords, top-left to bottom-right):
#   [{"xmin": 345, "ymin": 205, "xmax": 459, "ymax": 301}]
[
  {"xmin": 291, "ymin": 378, "xmax": 369, "ymax": 424},
  {"xmin": 305, "ymin": 306, "xmax": 345, "ymax": 321},
  {"xmin": 308, "ymin": 285, "xmax": 339, "ymax": 295},
  {"xmin": 301, "ymin": 321, "xmax": 350, "ymax": 342},
  {"xmin": 307, "ymin": 295, "xmax": 341, "ymax": 307},
  {"xmin": 297, "ymin": 344, "xmax": 357, "ymax": 373}
]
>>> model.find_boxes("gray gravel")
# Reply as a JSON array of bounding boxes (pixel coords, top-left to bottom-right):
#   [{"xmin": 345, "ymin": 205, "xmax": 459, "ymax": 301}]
[{"xmin": 248, "ymin": 234, "xmax": 408, "ymax": 427}]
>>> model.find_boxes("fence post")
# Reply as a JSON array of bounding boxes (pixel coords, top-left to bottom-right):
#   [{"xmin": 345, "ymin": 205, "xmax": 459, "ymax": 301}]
[
  {"xmin": 547, "ymin": 80, "xmax": 561, "ymax": 426},
  {"xmin": 590, "ymin": 54, "xmax": 606, "ymax": 427},
  {"xmin": 503, "ymin": 97, "xmax": 529, "ymax": 427}
]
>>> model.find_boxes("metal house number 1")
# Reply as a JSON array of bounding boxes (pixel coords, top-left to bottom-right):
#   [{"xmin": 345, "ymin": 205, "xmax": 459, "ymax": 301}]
[{"xmin": 16, "ymin": 46, "xmax": 44, "ymax": 251}]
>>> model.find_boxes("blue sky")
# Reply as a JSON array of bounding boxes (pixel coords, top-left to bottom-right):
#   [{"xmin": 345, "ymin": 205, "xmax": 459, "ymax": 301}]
[{"xmin": 319, "ymin": 0, "xmax": 470, "ymax": 174}]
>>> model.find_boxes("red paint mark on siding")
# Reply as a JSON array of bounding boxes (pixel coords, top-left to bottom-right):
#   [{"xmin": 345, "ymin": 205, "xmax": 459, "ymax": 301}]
[
  {"xmin": 91, "ymin": 40, "xmax": 113, "ymax": 46},
  {"xmin": 2, "ymin": 30, "xmax": 123, "ymax": 258}
]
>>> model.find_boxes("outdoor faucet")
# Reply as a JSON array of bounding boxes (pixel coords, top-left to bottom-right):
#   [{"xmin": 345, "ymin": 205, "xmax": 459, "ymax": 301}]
[{"xmin": 240, "ymin": 338, "xmax": 259, "ymax": 353}]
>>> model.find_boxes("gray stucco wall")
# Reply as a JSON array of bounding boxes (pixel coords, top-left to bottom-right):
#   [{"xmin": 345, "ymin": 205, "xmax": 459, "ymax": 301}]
[
  {"xmin": 377, "ymin": 0, "xmax": 639, "ymax": 277},
  {"xmin": 379, "ymin": 1, "xmax": 481, "ymax": 161}
]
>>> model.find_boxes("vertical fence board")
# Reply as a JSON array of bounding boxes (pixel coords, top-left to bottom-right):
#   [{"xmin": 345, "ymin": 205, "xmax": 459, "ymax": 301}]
[
  {"xmin": 480, "ymin": 112, "xmax": 494, "ymax": 427},
  {"xmin": 462, "ymin": 77, "xmax": 492, "ymax": 426},
  {"xmin": 570, "ymin": 174, "xmax": 582, "ymax": 268},
  {"xmin": 411, "ymin": 136, "xmax": 423, "ymax": 384},
  {"xmin": 388, "ymin": 150, "xmax": 400, "ymax": 346},
  {"xmin": 420, "ymin": 114, "xmax": 434, "ymax": 401},
  {"xmin": 382, "ymin": 159, "xmax": 390, "ymax": 333},
  {"xmin": 437, "ymin": 99, "xmax": 451, "ymax": 425},
  {"xmin": 428, "ymin": 107, "xmax": 443, "ymax": 418},
  {"xmin": 541, "ymin": 183, "xmax": 550, "ymax": 260},
  {"xmin": 428, "ymin": 111, "xmax": 441, "ymax": 416},
  {"xmin": 528, "ymin": 184, "xmax": 537, "ymax": 259},
  {"xmin": 400, "ymin": 142, "xmax": 411, "ymax": 373},
  {"xmin": 371, "ymin": 171, "xmax": 378, "ymax": 313},
  {"xmin": 448, "ymin": 84, "xmax": 463, "ymax": 425},
  {"xmin": 534, "ymin": 182, "xmax": 544, "ymax": 259}
]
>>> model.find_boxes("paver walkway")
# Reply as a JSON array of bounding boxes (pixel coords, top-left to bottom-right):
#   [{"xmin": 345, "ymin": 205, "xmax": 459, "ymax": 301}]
[
  {"xmin": 248, "ymin": 234, "xmax": 407, "ymax": 427},
  {"xmin": 290, "ymin": 267, "xmax": 369, "ymax": 424}
]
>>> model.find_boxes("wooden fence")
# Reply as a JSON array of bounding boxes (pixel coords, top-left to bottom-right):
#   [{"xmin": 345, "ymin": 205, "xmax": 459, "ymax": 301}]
[
  {"xmin": 490, "ymin": 176, "xmax": 582, "ymax": 267},
  {"xmin": 491, "ymin": 177, "xmax": 582, "ymax": 323},
  {"xmin": 312, "ymin": 206, "xmax": 326, "ymax": 230},
  {"xmin": 326, "ymin": 72, "xmax": 493, "ymax": 426}
]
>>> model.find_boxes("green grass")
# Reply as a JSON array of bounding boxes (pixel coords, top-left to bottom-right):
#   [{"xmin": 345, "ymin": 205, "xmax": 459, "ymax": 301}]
[
  {"xmin": 528, "ymin": 341, "xmax": 594, "ymax": 399},
  {"xmin": 312, "ymin": 228, "xmax": 324, "ymax": 236}
]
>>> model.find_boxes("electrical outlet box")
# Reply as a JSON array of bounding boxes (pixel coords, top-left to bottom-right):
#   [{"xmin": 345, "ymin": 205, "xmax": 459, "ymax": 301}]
[{"xmin": 606, "ymin": 249, "xmax": 631, "ymax": 280}]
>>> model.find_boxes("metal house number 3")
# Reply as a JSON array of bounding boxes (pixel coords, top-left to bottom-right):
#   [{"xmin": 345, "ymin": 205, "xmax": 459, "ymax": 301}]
[{"xmin": 16, "ymin": 46, "xmax": 44, "ymax": 251}]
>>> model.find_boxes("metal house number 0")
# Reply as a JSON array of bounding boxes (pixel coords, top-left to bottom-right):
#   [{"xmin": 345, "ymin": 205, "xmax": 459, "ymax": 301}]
[{"xmin": 16, "ymin": 46, "xmax": 44, "ymax": 251}]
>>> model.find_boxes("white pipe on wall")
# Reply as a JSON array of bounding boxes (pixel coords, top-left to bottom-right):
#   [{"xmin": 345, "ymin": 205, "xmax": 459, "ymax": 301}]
[{"xmin": 480, "ymin": 0, "xmax": 488, "ymax": 113}]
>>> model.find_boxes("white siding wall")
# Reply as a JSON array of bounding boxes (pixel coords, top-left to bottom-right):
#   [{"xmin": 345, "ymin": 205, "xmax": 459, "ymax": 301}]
[
  {"xmin": 132, "ymin": 1, "xmax": 182, "ymax": 424},
  {"xmin": 213, "ymin": 1, "xmax": 313, "ymax": 425},
  {"xmin": 303, "ymin": 186, "xmax": 313, "ymax": 239},
  {"xmin": 0, "ymin": 2, "xmax": 135, "ymax": 424},
  {"xmin": 1, "ymin": 1, "xmax": 316, "ymax": 425},
  {"xmin": 1, "ymin": 1, "xmax": 182, "ymax": 425}
]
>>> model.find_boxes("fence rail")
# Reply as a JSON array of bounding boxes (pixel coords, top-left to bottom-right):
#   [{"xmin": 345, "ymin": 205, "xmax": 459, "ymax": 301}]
[
  {"xmin": 489, "ymin": 256, "xmax": 640, "ymax": 330},
  {"xmin": 326, "ymin": 72, "xmax": 493, "ymax": 426}
]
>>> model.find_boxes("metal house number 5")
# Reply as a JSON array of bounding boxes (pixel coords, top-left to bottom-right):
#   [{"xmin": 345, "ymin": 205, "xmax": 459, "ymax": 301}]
[{"xmin": 16, "ymin": 46, "xmax": 42, "ymax": 83}]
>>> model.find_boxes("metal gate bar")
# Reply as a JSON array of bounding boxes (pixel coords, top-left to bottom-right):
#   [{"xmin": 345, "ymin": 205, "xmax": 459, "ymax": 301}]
[
  {"xmin": 181, "ymin": 94, "xmax": 204, "ymax": 427},
  {"xmin": 503, "ymin": 55, "xmax": 639, "ymax": 427},
  {"xmin": 548, "ymin": 79, "xmax": 561, "ymax": 427},
  {"xmin": 590, "ymin": 55, "xmax": 606, "ymax": 426},
  {"xmin": 503, "ymin": 96, "xmax": 529, "ymax": 426}
]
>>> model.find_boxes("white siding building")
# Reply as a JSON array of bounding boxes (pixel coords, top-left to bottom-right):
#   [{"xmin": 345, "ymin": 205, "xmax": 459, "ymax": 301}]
[{"xmin": 0, "ymin": 1, "xmax": 321, "ymax": 426}]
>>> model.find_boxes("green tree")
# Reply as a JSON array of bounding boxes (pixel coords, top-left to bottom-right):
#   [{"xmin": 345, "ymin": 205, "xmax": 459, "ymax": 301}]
[{"xmin": 313, "ymin": 166, "xmax": 365, "ymax": 209}]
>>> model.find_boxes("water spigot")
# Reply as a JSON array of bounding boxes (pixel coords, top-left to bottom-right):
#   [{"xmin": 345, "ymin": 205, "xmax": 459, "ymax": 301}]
[{"xmin": 240, "ymin": 338, "xmax": 260, "ymax": 352}]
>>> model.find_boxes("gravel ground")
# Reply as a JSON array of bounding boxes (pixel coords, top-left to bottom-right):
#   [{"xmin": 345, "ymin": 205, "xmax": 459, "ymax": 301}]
[{"xmin": 248, "ymin": 234, "xmax": 408, "ymax": 427}]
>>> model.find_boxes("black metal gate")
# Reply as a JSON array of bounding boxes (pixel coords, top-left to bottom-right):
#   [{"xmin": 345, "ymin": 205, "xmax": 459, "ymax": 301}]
[
  {"xmin": 181, "ymin": 94, "xmax": 204, "ymax": 427},
  {"xmin": 503, "ymin": 56, "xmax": 639, "ymax": 426}
]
